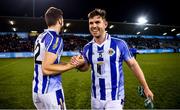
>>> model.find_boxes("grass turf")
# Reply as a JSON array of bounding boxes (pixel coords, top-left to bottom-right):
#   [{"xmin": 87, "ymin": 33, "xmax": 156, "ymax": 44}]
[{"xmin": 0, "ymin": 53, "xmax": 179, "ymax": 109}]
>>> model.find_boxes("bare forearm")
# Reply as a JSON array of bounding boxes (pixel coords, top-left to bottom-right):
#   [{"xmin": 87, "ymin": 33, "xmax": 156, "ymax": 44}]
[
  {"xmin": 42, "ymin": 63, "xmax": 75, "ymax": 75},
  {"xmin": 126, "ymin": 59, "xmax": 154, "ymax": 100},
  {"xmin": 127, "ymin": 59, "xmax": 149, "ymax": 89}
]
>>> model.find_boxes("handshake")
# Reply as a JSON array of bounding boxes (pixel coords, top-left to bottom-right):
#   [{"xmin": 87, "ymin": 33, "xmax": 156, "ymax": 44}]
[{"xmin": 70, "ymin": 55, "xmax": 86, "ymax": 68}]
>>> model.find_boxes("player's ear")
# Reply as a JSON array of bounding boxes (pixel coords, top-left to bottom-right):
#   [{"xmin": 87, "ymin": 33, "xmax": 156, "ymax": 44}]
[
  {"xmin": 104, "ymin": 20, "xmax": 108, "ymax": 28},
  {"xmin": 58, "ymin": 18, "xmax": 64, "ymax": 27}
]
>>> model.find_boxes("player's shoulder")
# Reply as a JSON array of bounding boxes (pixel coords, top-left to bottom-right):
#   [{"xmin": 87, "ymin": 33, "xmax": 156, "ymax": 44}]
[
  {"xmin": 39, "ymin": 31, "xmax": 53, "ymax": 43},
  {"xmin": 43, "ymin": 30, "xmax": 62, "ymax": 42},
  {"xmin": 83, "ymin": 41, "xmax": 93, "ymax": 52},
  {"xmin": 111, "ymin": 36, "xmax": 127, "ymax": 45},
  {"xmin": 46, "ymin": 30, "xmax": 60, "ymax": 39},
  {"xmin": 84, "ymin": 41, "xmax": 93, "ymax": 48}
]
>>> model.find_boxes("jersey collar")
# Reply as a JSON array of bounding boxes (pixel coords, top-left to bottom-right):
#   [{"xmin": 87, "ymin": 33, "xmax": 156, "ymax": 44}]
[
  {"xmin": 44, "ymin": 28, "xmax": 59, "ymax": 35},
  {"xmin": 90, "ymin": 33, "xmax": 110, "ymax": 46}
]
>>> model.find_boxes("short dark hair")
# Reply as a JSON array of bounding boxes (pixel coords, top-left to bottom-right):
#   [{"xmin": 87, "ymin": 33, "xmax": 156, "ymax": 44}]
[
  {"xmin": 88, "ymin": 8, "xmax": 106, "ymax": 19},
  {"xmin": 45, "ymin": 7, "xmax": 63, "ymax": 27}
]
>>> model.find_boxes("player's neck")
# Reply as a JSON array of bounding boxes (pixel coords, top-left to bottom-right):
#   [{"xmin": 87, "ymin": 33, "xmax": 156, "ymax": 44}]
[
  {"xmin": 94, "ymin": 32, "xmax": 106, "ymax": 45},
  {"xmin": 48, "ymin": 25, "xmax": 60, "ymax": 34}
]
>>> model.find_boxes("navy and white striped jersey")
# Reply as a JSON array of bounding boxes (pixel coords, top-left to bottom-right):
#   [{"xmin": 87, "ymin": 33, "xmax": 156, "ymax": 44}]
[
  {"xmin": 33, "ymin": 29, "xmax": 63, "ymax": 94},
  {"xmin": 83, "ymin": 33, "xmax": 133, "ymax": 101}
]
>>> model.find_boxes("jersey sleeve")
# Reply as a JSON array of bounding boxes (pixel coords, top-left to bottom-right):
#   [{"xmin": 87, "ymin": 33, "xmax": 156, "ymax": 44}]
[
  {"xmin": 119, "ymin": 40, "xmax": 133, "ymax": 61},
  {"xmin": 82, "ymin": 44, "xmax": 90, "ymax": 64},
  {"xmin": 44, "ymin": 34, "xmax": 63, "ymax": 54}
]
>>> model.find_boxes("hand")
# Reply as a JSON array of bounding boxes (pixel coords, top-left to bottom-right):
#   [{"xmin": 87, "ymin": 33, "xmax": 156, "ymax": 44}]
[
  {"xmin": 144, "ymin": 87, "xmax": 154, "ymax": 101},
  {"xmin": 70, "ymin": 55, "xmax": 85, "ymax": 67}
]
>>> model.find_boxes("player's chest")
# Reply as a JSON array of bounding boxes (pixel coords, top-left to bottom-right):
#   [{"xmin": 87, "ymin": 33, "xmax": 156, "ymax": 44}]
[{"xmin": 91, "ymin": 46, "xmax": 120, "ymax": 63}]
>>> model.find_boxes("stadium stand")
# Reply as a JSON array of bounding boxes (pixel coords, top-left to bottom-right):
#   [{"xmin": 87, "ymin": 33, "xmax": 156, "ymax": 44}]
[{"xmin": 0, "ymin": 16, "xmax": 180, "ymax": 53}]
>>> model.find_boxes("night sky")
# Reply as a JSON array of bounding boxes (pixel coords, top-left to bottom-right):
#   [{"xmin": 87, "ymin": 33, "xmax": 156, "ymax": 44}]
[{"xmin": 0, "ymin": 0, "xmax": 180, "ymax": 26}]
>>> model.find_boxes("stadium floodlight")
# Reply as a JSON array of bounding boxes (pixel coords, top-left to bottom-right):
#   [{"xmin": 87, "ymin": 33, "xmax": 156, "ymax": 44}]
[
  {"xmin": 137, "ymin": 16, "xmax": 148, "ymax": 25},
  {"xmin": 137, "ymin": 32, "xmax": 141, "ymax": 35},
  {"xmin": 109, "ymin": 25, "xmax": 114, "ymax": 29},
  {"xmin": 65, "ymin": 23, "xmax": 71, "ymax": 27},
  {"xmin": 163, "ymin": 32, "xmax": 167, "ymax": 35},
  {"xmin": 63, "ymin": 29, "xmax": 67, "ymax": 32},
  {"xmin": 9, "ymin": 20, "xmax": 14, "ymax": 25},
  {"xmin": 171, "ymin": 28, "xmax": 176, "ymax": 32},
  {"xmin": 144, "ymin": 27, "xmax": 148, "ymax": 30},
  {"xmin": 12, "ymin": 28, "xmax": 16, "ymax": 31}
]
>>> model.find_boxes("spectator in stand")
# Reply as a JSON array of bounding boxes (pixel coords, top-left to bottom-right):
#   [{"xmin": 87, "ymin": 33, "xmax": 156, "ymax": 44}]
[{"xmin": 129, "ymin": 45, "xmax": 138, "ymax": 59}]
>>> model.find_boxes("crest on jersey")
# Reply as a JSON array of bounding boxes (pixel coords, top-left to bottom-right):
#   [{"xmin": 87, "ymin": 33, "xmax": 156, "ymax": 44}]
[
  {"xmin": 53, "ymin": 37, "xmax": 59, "ymax": 50},
  {"xmin": 108, "ymin": 48, "xmax": 115, "ymax": 56}
]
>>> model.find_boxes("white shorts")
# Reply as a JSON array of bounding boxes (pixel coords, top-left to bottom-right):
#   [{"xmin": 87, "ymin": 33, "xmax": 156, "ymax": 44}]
[
  {"xmin": 33, "ymin": 89, "xmax": 66, "ymax": 110},
  {"xmin": 91, "ymin": 97, "xmax": 124, "ymax": 110}
]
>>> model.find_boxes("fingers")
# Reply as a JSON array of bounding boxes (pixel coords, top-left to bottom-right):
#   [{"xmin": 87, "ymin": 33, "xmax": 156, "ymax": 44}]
[
  {"xmin": 70, "ymin": 56, "xmax": 79, "ymax": 66},
  {"xmin": 149, "ymin": 94, "xmax": 154, "ymax": 101},
  {"xmin": 76, "ymin": 55, "xmax": 85, "ymax": 66},
  {"xmin": 70, "ymin": 56, "xmax": 77, "ymax": 64},
  {"xmin": 144, "ymin": 88, "xmax": 154, "ymax": 101},
  {"xmin": 146, "ymin": 93, "xmax": 153, "ymax": 101},
  {"xmin": 70, "ymin": 55, "xmax": 85, "ymax": 67}
]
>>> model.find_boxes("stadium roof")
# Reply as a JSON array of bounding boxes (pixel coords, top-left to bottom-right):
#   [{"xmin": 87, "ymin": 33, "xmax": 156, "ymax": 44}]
[
  {"xmin": 1, "ymin": 0, "xmax": 180, "ymax": 26},
  {"xmin": 0, "ymin": 16, "xmax": 180, "ymax": 37}
]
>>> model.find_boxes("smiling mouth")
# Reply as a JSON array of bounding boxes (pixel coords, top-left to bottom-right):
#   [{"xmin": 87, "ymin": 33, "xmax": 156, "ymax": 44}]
[
  {"xmin": 91, "ymin": 29, "xmax": 99, "ymax": 33},
  {"xmin": 92, "ymin": 31, "xmax": 98, "ymax": 33}
]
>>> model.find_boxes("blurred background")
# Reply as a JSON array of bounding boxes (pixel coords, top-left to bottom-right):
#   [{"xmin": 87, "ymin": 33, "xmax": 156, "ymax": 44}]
[{"xmin": 0, "ymin": 0, "xmax": 180, "ymax": 109}]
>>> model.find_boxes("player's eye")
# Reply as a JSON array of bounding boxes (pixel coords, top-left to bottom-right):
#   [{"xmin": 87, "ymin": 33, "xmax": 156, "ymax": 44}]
[
  {"xmin": 89, "ymin": 22, "xmax": 93, "ymax": 25},
  {"xmin": 95, "ymin": 21, "xmax": 100, "ymax": 24}
]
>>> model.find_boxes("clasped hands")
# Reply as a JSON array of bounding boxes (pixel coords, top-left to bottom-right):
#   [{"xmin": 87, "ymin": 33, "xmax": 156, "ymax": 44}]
[{"xmin": 70, "ymin": 55, "xmax": 85, "ymax": 68}]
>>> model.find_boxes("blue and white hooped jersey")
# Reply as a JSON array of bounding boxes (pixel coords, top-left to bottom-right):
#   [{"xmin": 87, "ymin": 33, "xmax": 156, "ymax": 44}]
[
  {"xmin": 83, "ymin": 33, "xmax": 133, "ymax": 101},
  {"xmin": 33, "ymin": 29, "xmax": 63, "ymax": 94}
]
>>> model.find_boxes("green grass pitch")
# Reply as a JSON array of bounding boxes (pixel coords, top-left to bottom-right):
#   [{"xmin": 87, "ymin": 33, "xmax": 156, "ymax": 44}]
[{"xmin": 0, "ymin": 53, "xmax": 180, "ymax": 109}]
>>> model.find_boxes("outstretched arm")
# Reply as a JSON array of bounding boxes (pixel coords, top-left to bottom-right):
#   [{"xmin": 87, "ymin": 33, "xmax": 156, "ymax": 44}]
[
  {"xmin": 42, "ymin": 51, "xmax": 76, "ymax": 75},
  {"xmin": 125, "ymin": 58, "xmax": 154, "ymax": 100}
]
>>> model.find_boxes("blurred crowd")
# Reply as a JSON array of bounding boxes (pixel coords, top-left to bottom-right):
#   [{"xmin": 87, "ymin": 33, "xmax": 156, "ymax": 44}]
[
  {"xmin": 0, "ymin": 33, "xmax": 34, "ymax": 52},
  {"xmin": 126, "ymin": 37, "xmax": 160, "ymax": 49},
  {"xmin": 63, "ymin": 35, "xmax": 88, "ymax": 51},
  {"xmin": 0, "ymin": 33, "xmax": 180, "ymax": 52},
  {"xmin": 0, "ymin": 34, "xmax": 88, "ymax": 52}
]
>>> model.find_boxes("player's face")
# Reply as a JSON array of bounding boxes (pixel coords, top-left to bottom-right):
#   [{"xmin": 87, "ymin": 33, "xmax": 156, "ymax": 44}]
[{"xmin": 89, "ymin": 16, "xmax": 107, "ymax": 39}]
